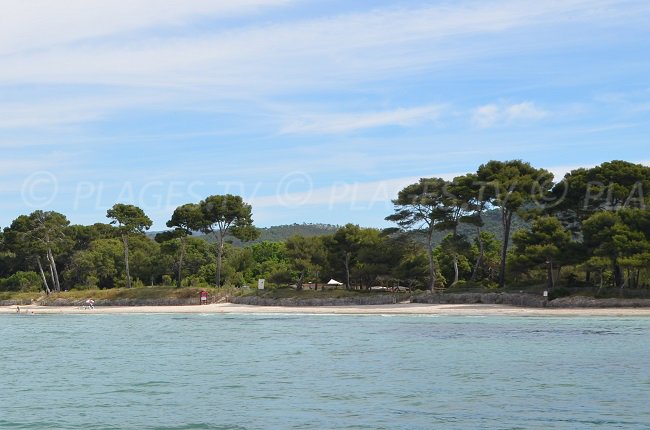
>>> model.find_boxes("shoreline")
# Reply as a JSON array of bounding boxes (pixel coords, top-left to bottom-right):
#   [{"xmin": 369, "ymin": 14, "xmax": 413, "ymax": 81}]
[{"xmin": 3, "ymin": 303, "xmax": 650, "ymax": 317}]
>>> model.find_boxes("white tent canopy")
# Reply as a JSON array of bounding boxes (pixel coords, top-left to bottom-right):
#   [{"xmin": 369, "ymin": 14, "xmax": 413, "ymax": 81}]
[{"xmin": 326, "ymin": 279, "xmax": 343, "ymax": 286}]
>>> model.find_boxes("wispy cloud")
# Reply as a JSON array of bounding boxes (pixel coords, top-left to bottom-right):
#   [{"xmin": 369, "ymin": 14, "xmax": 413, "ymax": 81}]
[
  {"xmin": 0, "ymin": 0, "xmax": 644, "ymax": 137},
  {"xmin": 248, "ymin": 174, "xmax": 468, "ymax": 209},
  {"xmin": 0, "ymin": 94, "xmax": 165, "ymax": 129},
  {"xmin": 281, "ymin": 105, "xmax": 444, "ymax": 134},
  {"xmin": 3, "ymin": 1, "xmax": 646, "ymax": 90},
  {"xmin": 472, "ymin": 101, "xmax": 547, "ymax": 128},
  {"xmin": 1, "ymin": 1, "xmax": 649, "ymax": 228},
  {"xmin": 0, "ymin": 0, "xmax": 293, "ymax": 55},
  {"xmin": 472, "ymin": 105, "xmax": 501, "ymax": 129}
]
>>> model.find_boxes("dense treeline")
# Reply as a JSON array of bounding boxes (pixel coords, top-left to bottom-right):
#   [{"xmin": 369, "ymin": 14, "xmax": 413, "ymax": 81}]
[{"xmin": 1, "ymin": 159, "xmax": 649, "ymax": 294}]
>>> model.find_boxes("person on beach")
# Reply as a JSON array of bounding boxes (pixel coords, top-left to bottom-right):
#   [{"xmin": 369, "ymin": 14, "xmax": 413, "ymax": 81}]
[
  {"xmin": 85, "ymin": 298, "xmax": 95, "ymax": 309},
  {"xmin": 200, "ymin": 290, "xmax": 208, "ymax": 305},
  {"xmin": 16, "ymin": 306, "xmax": 20, "ymax": 313}
]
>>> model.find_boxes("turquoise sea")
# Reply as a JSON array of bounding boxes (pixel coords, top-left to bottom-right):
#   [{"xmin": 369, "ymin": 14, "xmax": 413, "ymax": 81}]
[{"xmin": 1, "ymin": 313, "xmax": 649, "ymax": 429}]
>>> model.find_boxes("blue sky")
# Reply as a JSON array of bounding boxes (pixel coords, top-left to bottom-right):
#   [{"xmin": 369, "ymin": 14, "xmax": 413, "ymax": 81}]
[{"xmin": 2, "ymin": 0, "xmax": 649, "ymax": 229}]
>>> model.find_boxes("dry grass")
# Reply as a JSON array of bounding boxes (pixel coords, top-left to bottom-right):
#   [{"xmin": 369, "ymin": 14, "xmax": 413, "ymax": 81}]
[{"xmin": 1, "ymin": 286, "xmax": 245, "ymax": 304}]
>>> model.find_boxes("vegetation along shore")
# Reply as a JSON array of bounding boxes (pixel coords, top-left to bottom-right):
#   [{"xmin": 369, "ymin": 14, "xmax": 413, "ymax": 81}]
[{"xmin": 2, "ymin": 159, "xmax": 650, "ymax": 306}]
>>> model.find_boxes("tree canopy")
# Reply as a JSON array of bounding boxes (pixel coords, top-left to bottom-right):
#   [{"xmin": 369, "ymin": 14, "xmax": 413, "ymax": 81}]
[
  {"xmin": 2, "ymin": 158, "xmax": 650, "ymax": 295},
  {"xmin": 106, "ymin": 204, "xmax": 152, "ymax": 288}
]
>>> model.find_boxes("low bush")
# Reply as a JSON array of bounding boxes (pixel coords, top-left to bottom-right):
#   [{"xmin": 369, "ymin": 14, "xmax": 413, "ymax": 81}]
[{"xmin": 0, "ymin": 271, "xmax": 42, "ymax": 292}]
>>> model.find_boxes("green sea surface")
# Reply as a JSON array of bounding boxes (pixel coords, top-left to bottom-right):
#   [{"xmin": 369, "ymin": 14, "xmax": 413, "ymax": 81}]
[{"xmin": 1, "ymin": 313, "xmax": 649, "ymax": 429}]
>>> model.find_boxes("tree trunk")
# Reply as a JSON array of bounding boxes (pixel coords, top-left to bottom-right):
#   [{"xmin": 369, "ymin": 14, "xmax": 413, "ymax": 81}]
[
  {"xmin": 451, "ymin": 254, "xmax": 459, "ymax": 287},
  {"xmin": 470, "ymin": 227, "xmax": 484, "ymax": 282},
  {"xmin": 47, "ymin": 247, "xmax": 61, "ymax": 292},
  {"xmin": 547, "ymin": 260, "xmax": 554, "ymax": 289},
  {"xmin": 614, "ymin": 262, "xmax": 624, "ymax": 289},
  {"xmin": 216, "ymin": 234, "xmax": 224, "ymax": 288},
  {"xmin": 177, "ymin": 236, "xmax": 186, "ymax": 288},
  {"xmin": 597, "ymin": 268, "xmax": 604, "ymax": 294},
  {"xmin": 498, "ymin": 209, "xmax": 513, "ymax": 288},
  {"xmin": 37, "ymin": 257, "xmax": 51, "ymax": 295},
  {"xmin": 344, "ymin": 252, "xmax": 351, "ymax": 289},
  {"xmin": 123, "ymin": 234, "xmax": 132, "ymax": 288},
  {"xmin": 297, "ymin": 272, "xmax": 304, "ymax": 291},
  {"xmin": 47, "ymin": 255, "xmax": 56, "ymax": 291},
  {"xmin": 426, "ymin": 232, "xmax": 437, "ymax": 291}
]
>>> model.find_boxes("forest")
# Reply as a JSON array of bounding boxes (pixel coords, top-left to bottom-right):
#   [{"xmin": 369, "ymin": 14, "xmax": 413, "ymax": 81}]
[{"xmin": 1, "ymin": 159, "xmax": 649, "ymax": 296}]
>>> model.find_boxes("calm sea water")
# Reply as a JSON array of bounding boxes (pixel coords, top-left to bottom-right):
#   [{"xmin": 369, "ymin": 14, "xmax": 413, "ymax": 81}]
[{"xmin": 1, "ymin": 313, "xmax": 649, "ymax": 429}]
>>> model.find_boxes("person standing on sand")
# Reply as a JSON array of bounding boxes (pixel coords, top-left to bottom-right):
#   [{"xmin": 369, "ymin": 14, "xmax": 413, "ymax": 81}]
[{"xmin": 16, "ymin": 306, "xmax": 20, "ymax": 313}]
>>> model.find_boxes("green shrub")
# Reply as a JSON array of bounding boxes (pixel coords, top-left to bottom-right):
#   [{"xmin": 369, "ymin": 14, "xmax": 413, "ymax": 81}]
[
  {"xmin": 481, "ymin": 280, "xmax": 500, "ymax": 290},
  {"xmin": 0, "ymin": 271, "xmax": 42, "ymax": 292},
  {"xmin": 72, "ymin": 275, "xmax": 99, "ymax": 290},
  {"xmin": 183, "ymin": 275, "xmax": 211, "ymax": 289},
  {"xmin": 113, "ymin": 275, "xmax": 127, "ymax": 289},
  {"xmin": 85, "ymin": 275, "xmax": 99, "ymax": 289}
]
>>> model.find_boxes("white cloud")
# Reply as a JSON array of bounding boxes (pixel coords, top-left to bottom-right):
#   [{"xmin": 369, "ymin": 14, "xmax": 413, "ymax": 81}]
[
  {"xmin": 505, "ymin": 102, "xmax": 547, "ymax": 121},
  {"xmin": 0, "ymin": 0, "xmax": 644, "ymax": 137},
  {"xmin": 281, "ymin": 105, "xmax": 444, "ymax": 134},
  {"xmin": 472, "ymin": 101, "xmax": 547, "ymax": 128},
  {"xmin": 472, "ymin": 104, "xmax": 501, "ymax": 128},
  {"xmin": 2, "ymin": 0, "xmax": 645, "ymax": 91},
  {"xmin": 0, "ymin": 91, "xmax": 177, "ymax": 133},
  {"xmin": 0, "ymin": 0, "xmax": 292, "ymax": 55}
]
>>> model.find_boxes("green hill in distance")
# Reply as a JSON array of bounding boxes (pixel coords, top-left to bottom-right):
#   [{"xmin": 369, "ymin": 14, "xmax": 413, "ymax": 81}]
[
  {"xmin": 221, "ymin": 223, "xmax": 340, "ymax": 246},
  {"xmin": 148, "ymin": 223, "xmax": 340, "ymax": 245},
  {"xmin": 149, "ymin": 210, "xmax": 528, "ymax": 247}
]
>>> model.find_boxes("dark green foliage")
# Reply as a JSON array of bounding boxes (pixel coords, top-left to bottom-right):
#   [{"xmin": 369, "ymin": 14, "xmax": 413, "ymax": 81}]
[
  {"xmin": 2, "ymin": 211, "xmax": 72, "ymax": 293},
  {"xmin": 583, "ymin": 209, "xmax": 650, "ymax": 288},
  {"xmin": 198, "ymin": 194, "xmax": 259, "ymax": 287},
  {"xmin": 63, "ymin": 238, "xmax": 127, "ymax": 289},
  {"xmin": 548, "ymin": 287, "xmax": 571, "ymax": 301},
  {"xmin": 2, "ymin": 159, "xmax": 650, "ymax": 297},
  {"xmin": 161, "ymin": 203, "xmax": 204, "ymax": 287},
  {"xmin": 106, "ymin": 204, "xmax": 153, "ymax": 289},
  {"xmin": 107, "ymin": 204, "xmax": 152, "ymax": 234},
  {"xmin": 439, "ymin": 233, "xmax": 473, "ymax": 287},
  {"xmin": 477, "ymin": 160, "xmax": 554, "ymax": 288},
  {"xmin": 0, "ymin": 271, "xmax": 41, "ymax": 292},
  {"xmin": 285, "ymin": 235, "xmax": 328, "ymax": 290},
  {"xmin": 511, "ymin": 217, "xmax": 571, "ymax": 288},
  {"xmin": 386, "ymin": 177, "xmax": 450, "ymax": 290},
  {"xmin": 550, "ymin": 160, "xmax": 650, "ymax": 235}
]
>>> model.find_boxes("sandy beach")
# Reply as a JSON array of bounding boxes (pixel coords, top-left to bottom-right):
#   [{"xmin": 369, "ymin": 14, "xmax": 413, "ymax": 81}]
[{"xmin": 3, "ymin": 303, "xmax": 650, "ymax": 317}]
